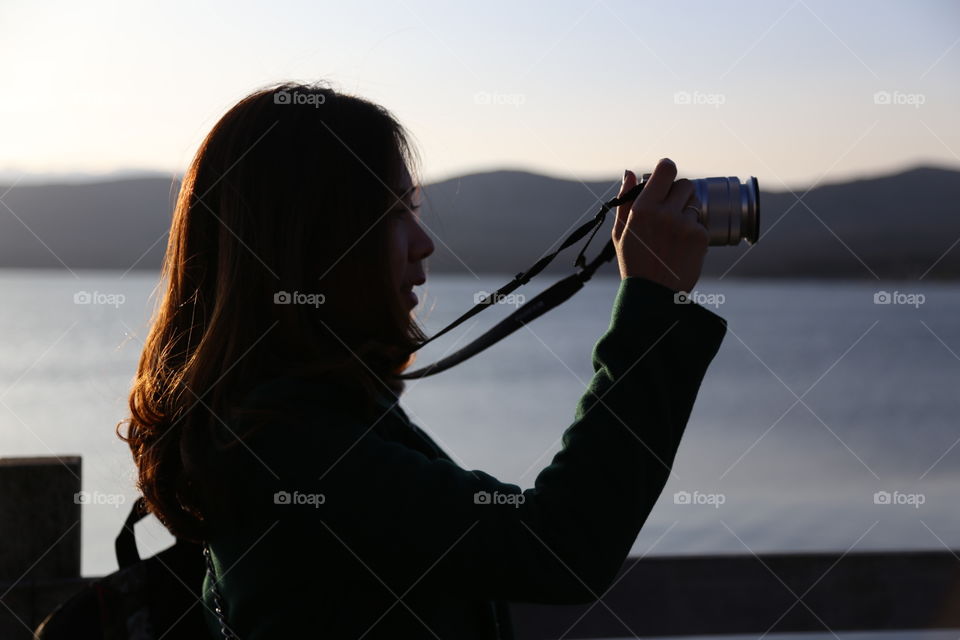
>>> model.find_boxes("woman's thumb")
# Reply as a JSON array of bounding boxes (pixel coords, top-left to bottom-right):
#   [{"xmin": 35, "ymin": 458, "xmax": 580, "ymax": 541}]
[{"xmin": 613, "ymin": 169, "xmax": 636, "ymax": 242}]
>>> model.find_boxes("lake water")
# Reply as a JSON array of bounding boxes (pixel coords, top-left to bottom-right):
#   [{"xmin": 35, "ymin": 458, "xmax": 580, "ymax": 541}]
[{"xmin": 0, "ymin": 270, "xmax": 956, "ymax": 583}]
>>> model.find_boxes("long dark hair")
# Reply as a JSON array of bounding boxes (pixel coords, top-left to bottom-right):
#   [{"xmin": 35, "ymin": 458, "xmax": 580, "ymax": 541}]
[{"xmin": 119, "ymin": 82, "xmax": 427, "ymax": 540}]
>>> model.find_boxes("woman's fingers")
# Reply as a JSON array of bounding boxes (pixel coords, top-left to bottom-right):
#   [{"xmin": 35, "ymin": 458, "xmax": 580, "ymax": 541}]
[
  {"xmin": 612, "ymin": 158, "xmax": 710, "ymax": 290},
  {"xmin": 634, "ymin": 157, "xmax": 677, "ymax": 206},
  {"xmin": 613, "ymin": 169, "xmax": 637, "ymax": 242},
  {"xmin": 663, "ymin": 178, "xmax": 695, "ymax": 214}
]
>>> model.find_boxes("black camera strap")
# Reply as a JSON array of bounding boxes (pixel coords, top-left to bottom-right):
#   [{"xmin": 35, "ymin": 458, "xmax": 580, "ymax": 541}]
[{"xmin": 398, "ymin": 177, "xmax": 647, "ymax": 379}]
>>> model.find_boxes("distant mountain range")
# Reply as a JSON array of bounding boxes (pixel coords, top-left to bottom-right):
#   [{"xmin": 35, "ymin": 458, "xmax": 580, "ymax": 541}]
[{"xmin": 0, "ymin": 166, "xmax": 957, "ymax": 279}]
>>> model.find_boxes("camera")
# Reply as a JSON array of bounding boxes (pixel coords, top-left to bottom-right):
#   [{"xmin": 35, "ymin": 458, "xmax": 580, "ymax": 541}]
[{"xmin": 640, "ymin": 174, "xmax": 761, "ymax": 246}]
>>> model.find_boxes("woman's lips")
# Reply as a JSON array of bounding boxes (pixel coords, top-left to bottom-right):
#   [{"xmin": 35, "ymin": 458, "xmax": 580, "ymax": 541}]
[{"xmin": 405, "ymin": 278, "xmax": 424, "ymax": 307}]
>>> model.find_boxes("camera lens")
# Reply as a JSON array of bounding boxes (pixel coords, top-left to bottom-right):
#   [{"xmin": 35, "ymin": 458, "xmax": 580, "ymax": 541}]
[{"xmin": 690, "ymin": 176, "xmax": 761, "ymax": 246}]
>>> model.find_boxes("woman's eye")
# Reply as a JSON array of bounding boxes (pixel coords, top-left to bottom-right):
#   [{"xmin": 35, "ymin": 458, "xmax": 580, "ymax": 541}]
[{"xmin": 387, "ymin": 194, "xmax": 422, "ymax": 222}]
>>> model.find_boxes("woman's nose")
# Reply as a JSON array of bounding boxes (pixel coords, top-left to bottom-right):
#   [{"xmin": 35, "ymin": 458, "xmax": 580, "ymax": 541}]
[{"xmin": 411, "ymin": 220, "xmax": 435, "ymax": 261}]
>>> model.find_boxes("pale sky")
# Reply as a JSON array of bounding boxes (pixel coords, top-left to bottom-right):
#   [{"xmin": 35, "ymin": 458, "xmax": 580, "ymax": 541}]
[{"xmin": 1, "ymin": 0, "xmax": 958, "ymax": 191}]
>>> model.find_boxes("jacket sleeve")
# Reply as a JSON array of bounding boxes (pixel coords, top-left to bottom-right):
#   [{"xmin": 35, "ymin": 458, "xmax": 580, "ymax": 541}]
[{"xmin": 241, "ymin": 276, "xmax": 727, "ymax": 604}]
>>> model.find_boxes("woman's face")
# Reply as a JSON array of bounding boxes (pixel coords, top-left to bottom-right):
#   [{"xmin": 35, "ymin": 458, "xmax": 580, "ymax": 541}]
[{"xmin": 388, "ymin": 166, "xmax": 434, "ymax": 309}]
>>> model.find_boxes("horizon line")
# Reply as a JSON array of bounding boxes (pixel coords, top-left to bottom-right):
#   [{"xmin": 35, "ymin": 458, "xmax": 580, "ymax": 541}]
[{"xmin": 1, "ymin": 161, "xmax": 958, "ymax": 193}]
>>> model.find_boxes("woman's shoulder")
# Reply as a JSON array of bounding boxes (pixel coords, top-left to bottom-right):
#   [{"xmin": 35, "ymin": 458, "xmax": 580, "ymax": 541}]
[
  {"xmin": 229, "ymin": 374, "xmax": 401, "ymax": 439},
  {"xmin": 238, "ymin": 374, "xmax": 356, "ymax": 413},
  {"xmin": 209, "ymin": 376, "xmax": 373, "ymax": 484}
]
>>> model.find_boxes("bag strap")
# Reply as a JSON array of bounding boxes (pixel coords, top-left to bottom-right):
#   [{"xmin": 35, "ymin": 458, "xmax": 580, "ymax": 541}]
[
  {"xmin": 117, "ymin": 498, "xmax": 240, "ymax": 638},
  {"xmin": 115, "ymin": 497, "xmax": 148, "ymax": 569}
]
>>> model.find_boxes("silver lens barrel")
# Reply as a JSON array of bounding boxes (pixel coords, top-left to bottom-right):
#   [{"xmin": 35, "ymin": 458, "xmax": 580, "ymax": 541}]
[
  {"xmin": 690, "ymin": 176, "xmax": 760, "ymax": 246},
  {"xmin": 640, "ymin": 174, "xmax": 761, "ymax": 246}
]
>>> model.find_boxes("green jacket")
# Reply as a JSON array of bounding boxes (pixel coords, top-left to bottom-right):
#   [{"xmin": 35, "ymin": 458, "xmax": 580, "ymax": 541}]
[{"xmin": 201, "ymin": 276, "xmax": 727, "ymax": 639}]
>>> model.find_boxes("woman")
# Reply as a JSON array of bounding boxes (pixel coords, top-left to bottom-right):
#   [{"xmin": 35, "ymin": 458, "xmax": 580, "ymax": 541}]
[{"xmin": 120, "ymin": 82, "xmax": 727, "ymax": 639}]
